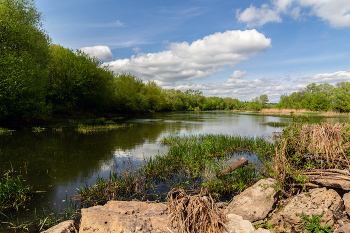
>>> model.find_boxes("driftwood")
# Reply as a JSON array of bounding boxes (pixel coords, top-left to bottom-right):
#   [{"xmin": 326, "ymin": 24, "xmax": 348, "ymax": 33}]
[
  {"xmin": 300, "ymin": 169, "xmax": 350, "ymax": 190},
  {"xmin": 220, "ymin": 157, "xmax": 248, "ymax": 175}
]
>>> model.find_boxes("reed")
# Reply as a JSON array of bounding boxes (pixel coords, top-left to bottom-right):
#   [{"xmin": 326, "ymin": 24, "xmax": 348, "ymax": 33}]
[
  {"xmin": 75, "ymin": 123, "xmax": 133, "ymax": 133},
  {"xmin": 272, "ymin": 123, "xmax": 350, "ymax": 196},
  {"xmin": 0, "ymin": 175, "xmax": 31, "ymax": 211},
  {"xmin": 261, "ymin": 122, "xmax": 290, "ymax": 127},
  {"xmin": 79, "ymin": 134, "xmax": 276, "ymax": 204},
  {"xmin": 0, "ymin": 127, "xmax": 15, "ymax": 135}
]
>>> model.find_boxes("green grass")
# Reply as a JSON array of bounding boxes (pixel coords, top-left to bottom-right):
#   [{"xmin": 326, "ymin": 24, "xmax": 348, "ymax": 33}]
[
  {"xmin": 261, "ymin": 122, "xmax": 291, "ymax": 127},
  {"xmin": 78, "ymin": 134, "xmax": 276, "ymax": 205},
  {"xmin": 0, "ymin": 175, "xmax": 31, "ymax": 211},
  {"xmin": 75, "ymin": 123, "xmax": 133, "ymax": 133},
  {"xmin": 0, "ymin": 127, "xmax": 15, "ymax": 135}
]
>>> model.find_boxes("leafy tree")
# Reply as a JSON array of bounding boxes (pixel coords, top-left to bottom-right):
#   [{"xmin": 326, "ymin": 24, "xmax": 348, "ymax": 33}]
[
  {"xmin": 0, "ymin": 0, "xmax": 51, "ymax": 120},
  {"xmin": 259, "ymin": 94, "xmax": 269, "ymax": 107},
  {"xmin": 48, "ymin": 45, "xmax": 115, "ymax": 112}
]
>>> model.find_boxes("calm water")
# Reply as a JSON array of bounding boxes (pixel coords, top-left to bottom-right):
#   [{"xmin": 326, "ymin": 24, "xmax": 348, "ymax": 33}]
[{"xmin": 0, "ymin": 111, "xmax": 347, "ymax": 228}]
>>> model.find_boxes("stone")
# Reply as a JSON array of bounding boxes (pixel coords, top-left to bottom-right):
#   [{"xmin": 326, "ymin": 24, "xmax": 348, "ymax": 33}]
[
  {"xmin": 268, "ymin": 187, "xmax": 347, "ymax": 232},
  {"xmin": 79, "ymin": 200, "xmax": 169, "ymax": 233},
  {"xmin": 343, "ymin": 192, "xmax": 350, "ymax": 216},
  {"xmin": 225, "ymin": 178, "xmax": 277, "ymax": 222},
  {"xmin": 41, "ymin": 220, "xmax": 77, "ymax": 233},
  {"xmin": 312, "ymin": 176, "xmax": 350, "ymax": 190},
  {"xmin": 224, "ymin": 214, "xmax": 270, "ymax": 233},
  {"xmin": 334, "ymin": 223, "xmax": 350, "ymax": 233},
  {"xmin": 224, "ymin": 214, "xmax": 256, "ymax": 233}
]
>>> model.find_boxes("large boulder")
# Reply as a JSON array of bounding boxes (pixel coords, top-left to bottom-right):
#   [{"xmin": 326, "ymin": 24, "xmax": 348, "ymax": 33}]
[
  {"xmin": 225, "ymin": 178, "xmax": 277, "ymax": 222},
  {"xmin": 268, "ymin": 187, "xmax": 348, "ymax": 232},
  {"xmin": 79, "ymin": 201, "xmax": 169, "ymax": 233}
]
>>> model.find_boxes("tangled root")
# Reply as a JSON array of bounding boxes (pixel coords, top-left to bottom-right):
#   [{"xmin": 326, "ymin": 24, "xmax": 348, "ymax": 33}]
[{"xmin": 167, "ymin": 188, "xmax": 227, "ymax": 233}]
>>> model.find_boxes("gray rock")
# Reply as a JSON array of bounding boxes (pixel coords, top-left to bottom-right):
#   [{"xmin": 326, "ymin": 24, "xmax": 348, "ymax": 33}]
[
  {"xmin": 225, "ymin": 178, "xmax": 277, "ymax": 222},
  {"xmin": 79, "ymin": 200, "xmax": 169, "ymax": 233},
  {"xmin": 41, "ymin": 220, "xmax": 77, "ymax": 233},
  {"xmin": 268, "ymin": 187, "xmax": 346, "ymax": 232}
]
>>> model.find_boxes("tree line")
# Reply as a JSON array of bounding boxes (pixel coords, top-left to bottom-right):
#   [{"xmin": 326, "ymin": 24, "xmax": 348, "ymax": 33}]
[
  {"xmin": 1, "ymin": 0, "xmax": 349, "ymax": 124},
  {"xmin": 0, "ymin": 0, "xmax": 271, "ymax": 123},
  {"xmin": 277, "ymin": 82, "xmax": 350, "ymax": 112}
]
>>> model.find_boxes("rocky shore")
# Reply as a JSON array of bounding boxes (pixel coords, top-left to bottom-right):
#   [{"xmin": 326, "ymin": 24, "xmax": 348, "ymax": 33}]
[{"xmin": 42, "ymin": 177, "xmax": 350, "ymax": 233}]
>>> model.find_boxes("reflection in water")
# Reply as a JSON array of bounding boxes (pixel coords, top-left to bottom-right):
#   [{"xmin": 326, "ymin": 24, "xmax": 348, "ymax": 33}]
[{"xmin": 1, "ymin": 111, "xmax": 345, "ymax": 228}]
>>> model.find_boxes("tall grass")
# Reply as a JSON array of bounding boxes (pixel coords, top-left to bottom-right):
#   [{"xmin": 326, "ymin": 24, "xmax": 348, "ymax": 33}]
[
  {"xmin": 79, "ymin": 134, "xmax": 276, "ymax": 204},
  {"xmin": 75, "ymin": 123, "xmax": 133, "ymax": 133},
  {"xmin": 0, "ymin": 175, "xmax": 31, "ymax": 211}
]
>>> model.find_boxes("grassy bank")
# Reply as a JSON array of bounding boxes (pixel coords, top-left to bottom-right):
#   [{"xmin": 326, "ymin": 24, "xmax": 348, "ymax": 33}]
[
  {"xmin": 259, "ymin": 108, "xmax": 350, "ymax": 117},
  {"xmin": 78, "ymin": 134, "xmax": 276, "ymax": 206}
]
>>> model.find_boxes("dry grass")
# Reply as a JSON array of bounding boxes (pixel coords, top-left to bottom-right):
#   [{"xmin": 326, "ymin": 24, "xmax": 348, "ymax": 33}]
[
  {"xmin": 167, "ymin": 188, "xmax": 227, "ymax": 233},
  {"xmin": 260, "ymin": 108, "xmax": 350, "ymax": 117},
  {"xmin": 261, "ymin": 108, "xmax": 308, "ymax": 115},
  {"xmin": 272, "ymin": 123, "xmax": 350, "ymax": 196}
]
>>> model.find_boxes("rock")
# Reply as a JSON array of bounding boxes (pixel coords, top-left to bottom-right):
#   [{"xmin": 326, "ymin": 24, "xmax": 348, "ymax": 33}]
[
  {"xmin": 41, "ymin": 220, "xmax": 77, "ymax": 233},
  {"xmin": 311, "ymin": 176, "xmax": 350, "ymax": 190},
  {"xmin": 343, "ymin": 192, "xmax": 350, "ymax": 216},
  {"xmin": 80, "ymin": 200, "xmax": 169, "ymax": 233},
  {"xmin": 268, "ymin": 187, "xmax": 348, "ymax": 232},
  {"xmin": 225, "ymin": 178, "xmax": 277, "ymax": 222},
  {"xmin": 224, "ymin": 214, "xmax": 270, "ymax": 233},
  {"xmin": 221, "ymin": 157, "xmax": 249, "ymax": 175},
  {"xmin": 334, "ymin": 223, "xmax": 350, "ymax": 233}
]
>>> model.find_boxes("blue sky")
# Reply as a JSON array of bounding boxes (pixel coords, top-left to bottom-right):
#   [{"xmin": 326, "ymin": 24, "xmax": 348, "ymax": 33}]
[{"xmin": 36, "ymin": 0, "xmax": 350, "ymax": 102}]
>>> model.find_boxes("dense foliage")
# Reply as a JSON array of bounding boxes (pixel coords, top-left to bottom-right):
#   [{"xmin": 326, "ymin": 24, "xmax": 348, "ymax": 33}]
[
  {"xmin": 277, "ymin": 82, "xmax": 350, "ymax": 112},
  {"xmin": 2, "ymin": 0, "xmax": 350, "ymax": 124}
]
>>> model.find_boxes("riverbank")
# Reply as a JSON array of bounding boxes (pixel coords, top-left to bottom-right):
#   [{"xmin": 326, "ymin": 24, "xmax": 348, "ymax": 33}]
[{"xmin": 247, "ymin": 108, "xmax": 350, "ymax": 117}]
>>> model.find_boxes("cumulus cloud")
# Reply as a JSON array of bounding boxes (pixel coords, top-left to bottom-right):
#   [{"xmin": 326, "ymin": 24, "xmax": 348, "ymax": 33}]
[
  {"xmin": 237, "ymin": 0, "xmax": 350, "ymax": 28},
  {"xmin": 236, "ymin": 4, "xmax": 282, "ymax": 27},
  {"xmin": 80, "ymin": 45, "xmax": 114, "ymax": 60},
  {"xmin": 295, "ymin": 69, "xmax": 350, "ymax": 83},
  {"xmin": 104, "ymin": 30, "xmax": 271, "ymax": 82}
]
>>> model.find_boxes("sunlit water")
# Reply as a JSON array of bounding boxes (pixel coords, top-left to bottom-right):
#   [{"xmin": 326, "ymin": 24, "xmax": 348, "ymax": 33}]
[{"xmin": 0, "ymin": 111, "xmax": 347, "ymax": 229}]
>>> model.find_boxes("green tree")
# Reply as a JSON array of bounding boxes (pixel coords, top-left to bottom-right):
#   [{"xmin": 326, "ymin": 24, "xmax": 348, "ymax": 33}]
[
  {"xmin": 259, "ymin": 94, "xmax": 269, "ymax": 107},
  {"xmin": 0, "ymin": 0, "xmax": 51, "ymax": 120},
  {"xmin": 48, "ymin": 45, "xmax": 115, "ymax": 112}
]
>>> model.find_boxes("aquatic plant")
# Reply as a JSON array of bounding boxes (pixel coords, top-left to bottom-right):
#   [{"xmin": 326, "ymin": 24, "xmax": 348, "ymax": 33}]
[
  {"xmin": 75, "ymin": 123, "xmax": 133, "ymax": 133},
  {"xmin": 79, "ymin": 134, "xmax": 276, "ymax": 205},
  {"xmin": 261, "ymin": 122, "xmax": 290, "ymax": 127},
  {"xmin": 0, "ymin": 175, "xmax": 31, "ymax": 211},
  {"xmin": 0, "ymin": 127, "xmax": 15, "ymax": 135}
]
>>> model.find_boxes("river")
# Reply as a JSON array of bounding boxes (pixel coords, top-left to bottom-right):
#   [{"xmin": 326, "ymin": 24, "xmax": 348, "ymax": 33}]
[{"xmin": 0, "ymin": 111, "xmax": 346, "ymax": 229}]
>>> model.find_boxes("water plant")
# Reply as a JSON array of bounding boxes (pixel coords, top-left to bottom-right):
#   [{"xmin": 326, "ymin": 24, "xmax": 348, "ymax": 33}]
[
  {"xmin": 0, "ymin": 175, "xmax": 31, "ymax": 211},
  {"xmin": 0, "ymin": 127, "xmax": 15, "ymax": 135},
  {"xmin": 261, "ymin": 122, "xmax": 290, "ymax": 127},
  {"xmin": 75, "ymin": 123, "xmax": 133, "ymax": 133},
  {"xmin": 32, "ymin": 126, "xmax": 46, "ymax": 133},
  {"xmin": 79, "ymin": 134, "xmax": 276, "ymax": 205}
]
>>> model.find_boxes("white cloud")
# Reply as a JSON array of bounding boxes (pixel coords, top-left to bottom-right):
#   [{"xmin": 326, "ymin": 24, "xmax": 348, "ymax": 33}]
[
  {"xmin": 236, "ymin": 4, "xmax": 282, "ymax": 27},
  {"xmin": 237, "ymin": 0, "xmax": 350, "ymax": 28},
  {"xmin": 80, "ymin": 45, "xmax": 114, "ymax": 60},
  {"xmin": 295, "ymin": 69, "xmax": 350, "ymax": 83},
  {"xmin": 104, "ymin": 30, "xmax": 271, "ymax": 82},
  {"xmin": 133, "ymin": 47, "xmax": 141, "ymax": 53}
]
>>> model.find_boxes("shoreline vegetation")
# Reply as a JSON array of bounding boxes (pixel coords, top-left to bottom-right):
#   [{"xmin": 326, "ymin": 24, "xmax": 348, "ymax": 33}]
[{"xmin": 2, "ymin": 119, "xmax": 350, "ymax": 231}]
